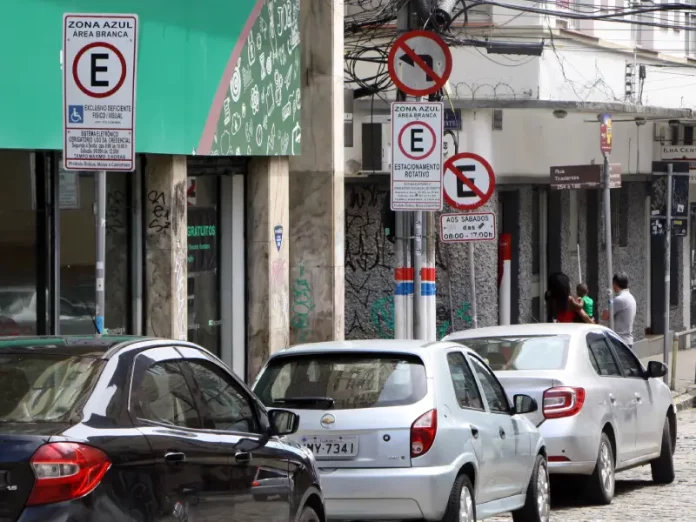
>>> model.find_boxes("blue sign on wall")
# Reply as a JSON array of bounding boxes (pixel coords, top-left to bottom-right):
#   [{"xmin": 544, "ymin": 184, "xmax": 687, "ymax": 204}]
[{"xmin": 444, "ymin": 109, "xmax": 462, "ymax": 130}]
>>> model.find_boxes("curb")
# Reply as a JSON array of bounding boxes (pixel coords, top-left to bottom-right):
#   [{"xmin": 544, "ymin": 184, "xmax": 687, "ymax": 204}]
[{"xmin": 673, "ymin": 386, "xmax": 696, "ymax": 412}]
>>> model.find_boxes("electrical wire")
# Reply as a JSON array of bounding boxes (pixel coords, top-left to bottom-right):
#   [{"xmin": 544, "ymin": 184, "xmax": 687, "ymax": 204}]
[{"xmin": 343, "ymin": 0, "xmax": 696, "ymax": 100}]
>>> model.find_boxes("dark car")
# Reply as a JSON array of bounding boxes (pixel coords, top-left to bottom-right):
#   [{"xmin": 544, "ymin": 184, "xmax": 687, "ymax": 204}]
[{"xmin": 0, "ymin": 336, "xmax": 325, "ymax": 522}]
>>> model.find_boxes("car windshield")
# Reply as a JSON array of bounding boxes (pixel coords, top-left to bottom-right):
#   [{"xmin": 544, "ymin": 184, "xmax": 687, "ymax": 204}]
[
  {"xmin": 254, "ymin": 352, "xmax": 427, "ymax": 410},
  {"xmin": 452, "ymin": 335, "xmax": 570, "ymax": 371},
  {"xmin": 0, "ymin": 352, "xmax": 104, "ymax": 422}
]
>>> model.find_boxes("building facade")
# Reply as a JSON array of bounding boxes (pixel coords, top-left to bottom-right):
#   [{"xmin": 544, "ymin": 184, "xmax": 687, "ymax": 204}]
[
  {"xmin": 344, "ymin": 0, "xmax": 696, "ymax": 354},
  {"xmin": 0, "ymin": 0, "xmax": 347, "ymax": 381}
]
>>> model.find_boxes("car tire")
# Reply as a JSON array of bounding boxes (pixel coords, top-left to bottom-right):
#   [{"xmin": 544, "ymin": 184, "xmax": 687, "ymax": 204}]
[
  {"xmin": 512, "ymin": 453, "xmax": 550, "ymax": 522},
  {"xmin": 298, "ymin": 505, "xmax": 320, "ymax": 522},
  {"xmin": 440, "ymin": 473, "xmax": 476, "ymax": 522},
  {"xmin": 651, "ymin": 417, "xmax": 675, "ymax": 484},
  {"xmin": 585, "ymin": 432, "xmax": 615, "ymax": 505}
]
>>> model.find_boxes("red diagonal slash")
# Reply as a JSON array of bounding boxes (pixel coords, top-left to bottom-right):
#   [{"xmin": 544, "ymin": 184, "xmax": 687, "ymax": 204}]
[
  {"xmin": 446, "ymin": 164, "xmax": 486, "ymax": 200},
  {"xmin": 397, "ymin": 41, "xmax": 443, "ymax": 85}
]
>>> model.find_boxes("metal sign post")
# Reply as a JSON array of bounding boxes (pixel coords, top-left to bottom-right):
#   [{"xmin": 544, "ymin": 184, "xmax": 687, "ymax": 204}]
[
  {"xmin": 95, "ymin": 171, "xmax": 106, "ymax": 334},
  {"xmin": 469, "ymin": 243, "xmax": 478, "ymax": 329},
  {"xmin": 664, "ymin": 163, "xmax": 673, "ymax": 384},
  {"xmin": 63, "ymin": 13, "xmax": 139, "ymax": 335},
  {"xmin": 442, "ymin": 152, "xmax": 497, "ymax": 331},
  {"xmin": 600, "ymin": 113, "xmax": 615, "ymax": 330}
]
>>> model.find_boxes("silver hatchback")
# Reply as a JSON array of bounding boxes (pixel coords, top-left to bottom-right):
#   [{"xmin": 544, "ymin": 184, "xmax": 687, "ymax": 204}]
[{"xmin": 252, "ymin": 339, "xmax": 549, "ymax": 522}]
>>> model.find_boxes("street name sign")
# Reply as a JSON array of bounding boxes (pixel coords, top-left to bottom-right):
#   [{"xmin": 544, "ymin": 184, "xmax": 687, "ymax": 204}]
[
  {"xmin": 442, "ymin": 152, "xmax": 495, "ymax": 211},
  {"xmin": 391, "ymin": 101, "xmax": 443, "ymax": 211},
  {"xmin": 63, "ymin": 13, "xmax": 139, "ymax": 171},
  {"xmin": 440, "ymin": 212, "xmax": 497, "ymax": 243},
  {"xmin": 549, "ymin": 165, "xmax": 601, "ymax": 190},
  {"xmin": 388, "ymin": 30, "xmax": 452, "ymax": 97}
]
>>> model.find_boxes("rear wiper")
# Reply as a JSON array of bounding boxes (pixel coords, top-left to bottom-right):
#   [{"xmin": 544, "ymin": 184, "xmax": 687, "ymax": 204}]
[{"xmin": 272, "ymin": 397, "xmax": 335, "ymax": 409}]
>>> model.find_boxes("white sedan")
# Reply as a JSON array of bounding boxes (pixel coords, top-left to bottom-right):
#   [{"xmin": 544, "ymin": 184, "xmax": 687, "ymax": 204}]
[{"xmin": 445, "ymin": 323, "xmax": 676, "ymax": 505}]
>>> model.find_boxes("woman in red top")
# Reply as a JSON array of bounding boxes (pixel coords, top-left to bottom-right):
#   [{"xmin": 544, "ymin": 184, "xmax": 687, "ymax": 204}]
[{"xmin": 545, "ymin": 272, "xmax": 593, "ymax": 324}]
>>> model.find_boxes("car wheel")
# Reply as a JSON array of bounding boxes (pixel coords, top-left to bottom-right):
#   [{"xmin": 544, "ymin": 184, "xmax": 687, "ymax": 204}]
[
  {"xmin": 585, "ymin": 432, "xmax": 615, "ymax": 505},
  {"xmin": 512, "ymin": 453, "xmax": 550, "ymax": 522},
  {"xmin": 651, "ymin": 416, "xmax": 675, "ymax": 484},
  {"xmin": 298, "ymin": 505, "xmax": 320, "ymax": 522},
  {"xmin": 440, "ymin": 473, "xmax": 476, "ymax": 522}
]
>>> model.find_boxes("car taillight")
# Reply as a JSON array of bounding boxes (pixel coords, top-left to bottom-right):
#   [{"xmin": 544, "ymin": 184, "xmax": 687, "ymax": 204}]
[
  {"xmin": 543, "ymin": 387, "xmax": 586, "ymax": 419},
  {"xmin": 26, "ymin": 442, "xmax": 111, "ymax": 506},
  {"xmin": 411, "ymin": 409, "xmax": 437, "ymax": 458}
]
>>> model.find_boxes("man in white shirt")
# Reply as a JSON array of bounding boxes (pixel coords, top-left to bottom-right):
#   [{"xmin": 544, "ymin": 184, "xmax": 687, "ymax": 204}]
[{"xmin": 602, "ymin": 272, "xmax": 637, "ymax": 347}]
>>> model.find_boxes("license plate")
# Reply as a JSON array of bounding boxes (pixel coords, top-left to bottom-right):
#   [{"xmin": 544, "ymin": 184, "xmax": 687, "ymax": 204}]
[{"xmin": 301, "ymin": 436, "xmax": 359, "ymax": 457}]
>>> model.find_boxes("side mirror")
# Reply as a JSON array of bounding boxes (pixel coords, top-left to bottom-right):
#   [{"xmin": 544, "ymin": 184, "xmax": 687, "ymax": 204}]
[
  {"xmin": 268, "ymin": 409, "xmax": 300, "ymax": 436},
  {"xmin": 513, "ymin": 394, "xmax": 538, "ymax": 415},
  {"xmin": 646, "ymin": 360, "xmax": 668, "ymax": 379}
]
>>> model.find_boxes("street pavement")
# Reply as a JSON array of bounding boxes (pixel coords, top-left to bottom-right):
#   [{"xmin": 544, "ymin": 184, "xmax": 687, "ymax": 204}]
[{"xmin": 489, "ymin": 407, "xmax": 696, "ymax": 522}]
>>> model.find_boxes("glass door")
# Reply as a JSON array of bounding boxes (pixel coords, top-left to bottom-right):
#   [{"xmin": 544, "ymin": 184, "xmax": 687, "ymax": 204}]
[{"xmin": 186, "ymin": 176, "xmax": 221, "ymax": 355}]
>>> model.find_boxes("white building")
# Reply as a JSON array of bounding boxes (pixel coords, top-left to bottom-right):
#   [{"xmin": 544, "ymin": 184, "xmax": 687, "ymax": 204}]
[{"xmin": 343, "ymin": 0, "xmax": 696, "ymax": 354}]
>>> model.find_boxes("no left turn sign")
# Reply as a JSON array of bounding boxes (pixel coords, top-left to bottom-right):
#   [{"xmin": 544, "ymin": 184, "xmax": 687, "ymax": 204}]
[
  {"xmin": 443, "ymin": 152, "xmax": 496, "ymax": 211},
  {"xmin": 388, "ymin": 30, "xmax": 452, "ymax": 97}
]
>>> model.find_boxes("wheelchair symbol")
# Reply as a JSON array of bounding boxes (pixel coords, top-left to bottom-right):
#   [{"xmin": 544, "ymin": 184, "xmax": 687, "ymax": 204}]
[{"xmin": 68, "ymin": 105, "xmax": 84, "ymax": 124}]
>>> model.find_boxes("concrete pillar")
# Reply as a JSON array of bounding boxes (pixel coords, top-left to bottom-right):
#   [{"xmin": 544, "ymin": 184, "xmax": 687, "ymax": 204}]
[
  {"xmin": 247, "ymin": 156, "xmax": 290, "ymax": 381},
  {"xmin": 289, "ymin": 0, "xmax": 344, "ymax": 343},
  {"xmin": 144, "ymin": 155, "xmax": 188, "ymax": 340}
]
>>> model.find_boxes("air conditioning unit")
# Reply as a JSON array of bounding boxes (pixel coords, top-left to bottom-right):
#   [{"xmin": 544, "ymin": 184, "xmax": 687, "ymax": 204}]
[{"xmin": 359, "ymin": 118, "xmax": 391, "ymax": 175}]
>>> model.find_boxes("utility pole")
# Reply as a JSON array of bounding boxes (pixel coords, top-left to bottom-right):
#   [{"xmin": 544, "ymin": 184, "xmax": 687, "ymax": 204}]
[{"xmin": 393, "ymin": 0, "xmax": 446, "ymax": 342}]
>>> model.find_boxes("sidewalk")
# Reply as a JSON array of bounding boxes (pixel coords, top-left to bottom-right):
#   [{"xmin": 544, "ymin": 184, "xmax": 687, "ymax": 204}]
[{"xmin": 640, "ymin": 348, "xmax": 696, "ymax": 411}]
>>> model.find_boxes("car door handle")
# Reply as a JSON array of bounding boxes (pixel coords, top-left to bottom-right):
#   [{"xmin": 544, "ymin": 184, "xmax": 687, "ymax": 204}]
[
  {"xmin": 608, "ymin": 394, "xmax": 617, "ymax": 404},
  {"xmin": 470, "ymin": 425, "xmax": 479, "ymax": 439},
  {"xmin": 634, "ymin": 392, "xmax": 642, "ymax": 403},
  {"xmin": 164, "ymin": 452, "xmax": 187, "ymax": 464},
  {"xmin": 234, "ymin": 451, "xmax": 252, "ymax": 465},
  {"xmin": 498, "ymin": 427, "xmax": 506, "ymax": 439}
]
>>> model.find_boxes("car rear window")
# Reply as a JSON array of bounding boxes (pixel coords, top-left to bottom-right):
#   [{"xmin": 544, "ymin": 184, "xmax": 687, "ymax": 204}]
[
  {"xmin": 0, "ymin": 353, "xmax": 104, "ymax": 422},
  {"xmin": 254, "ymin": 352, "xmax": 427, "ymax": 410},
  {"xmin": 452, "ymin": 335, "xmax": 570, "ymax": 371}
]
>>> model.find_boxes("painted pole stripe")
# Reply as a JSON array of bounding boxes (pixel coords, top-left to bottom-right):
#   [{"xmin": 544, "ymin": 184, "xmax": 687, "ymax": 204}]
[
  {"xmin": 421, "ymin": 267, "xmax": 436, "ymax": 282},
  {"xmin": 396, "ymin": 282, "xmax": 415, "ymax": 296},
  {"xmin": 395, "ymin": 267, "xmax": 415, "ymax": 281},
  {"xmin": 421, "ymin": 282, "xmax": 437, "ymax": 296}
]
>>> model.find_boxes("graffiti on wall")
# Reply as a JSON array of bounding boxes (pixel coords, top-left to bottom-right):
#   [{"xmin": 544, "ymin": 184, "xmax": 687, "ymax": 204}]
[
  {"xmin": 291, "ymin": 264, "xmax": 315, "ymax": 342},
  {"xmin": 345, "ymin": 182, "xmax": 477, "ymax": 340}
]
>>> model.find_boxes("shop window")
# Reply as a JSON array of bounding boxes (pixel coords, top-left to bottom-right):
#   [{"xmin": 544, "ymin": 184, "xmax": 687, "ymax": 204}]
[
  {"xmin": 0, "ymin": 150, "xmax": 38, "ymax": 336},
  {"xmin": 56, "ymin": 156, "xmax": 131, "ymax": 335}
]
